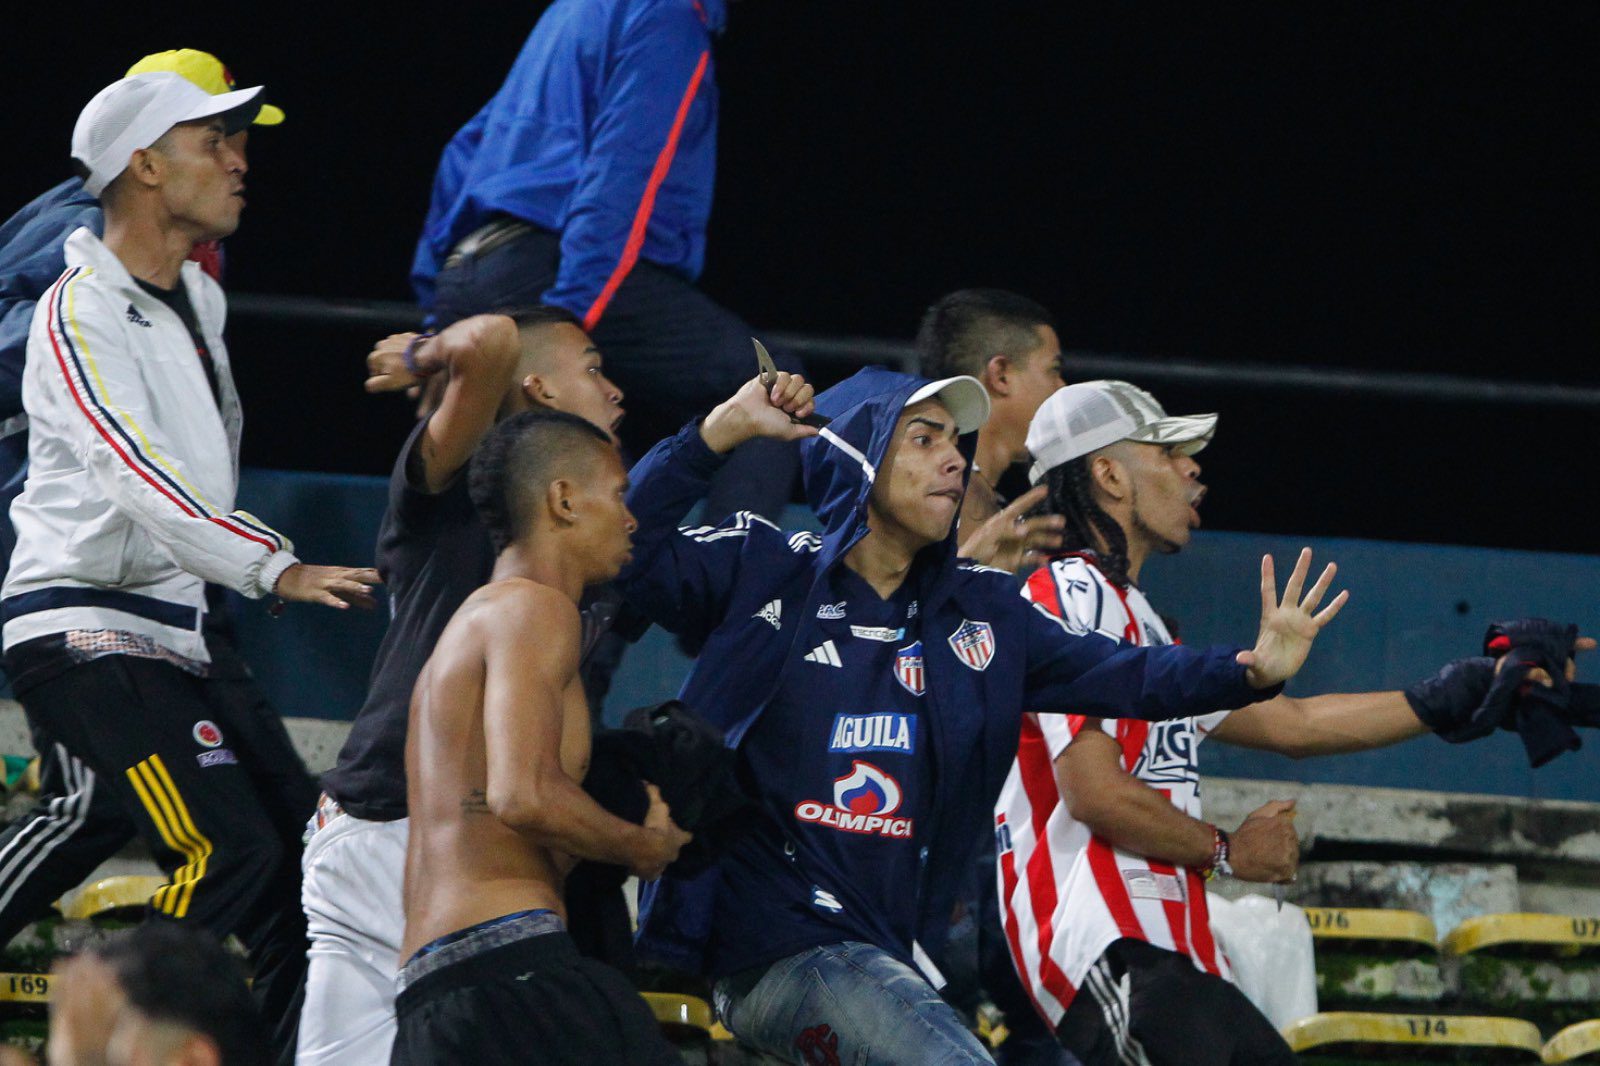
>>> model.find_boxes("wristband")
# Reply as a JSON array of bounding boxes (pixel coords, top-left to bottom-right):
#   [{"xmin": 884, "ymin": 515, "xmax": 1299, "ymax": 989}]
[
  {"xmin": 1203, "ymin": 824, "xmax": 1232, "ymax": 880},
  {"xmin": 402, "ymin": 331, "xmax": 440, "ymax": 378}
]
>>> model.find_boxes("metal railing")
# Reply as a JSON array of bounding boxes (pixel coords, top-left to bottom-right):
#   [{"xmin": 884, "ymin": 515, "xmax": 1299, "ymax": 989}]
[{"xmin": 228, "ymin": 292, "xmax": 1600, "ymax": 410}]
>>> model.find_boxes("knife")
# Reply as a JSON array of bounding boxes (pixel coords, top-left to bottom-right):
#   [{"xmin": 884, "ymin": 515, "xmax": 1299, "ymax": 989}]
[{"xmin": 754, "ymin": 338, "xmax": 831, "ymax": 428}]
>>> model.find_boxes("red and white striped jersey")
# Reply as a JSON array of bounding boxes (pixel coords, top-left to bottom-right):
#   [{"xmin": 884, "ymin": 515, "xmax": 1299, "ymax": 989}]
[{"xmin": 994, "ymin": 553, "xmax": 1231, "ymax": 1027}]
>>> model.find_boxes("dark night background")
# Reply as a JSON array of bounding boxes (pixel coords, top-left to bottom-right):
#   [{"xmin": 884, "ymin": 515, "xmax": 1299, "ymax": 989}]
[{"xmin": 6, "ymin": 3, "xmax": 1596, "ymax": 553}]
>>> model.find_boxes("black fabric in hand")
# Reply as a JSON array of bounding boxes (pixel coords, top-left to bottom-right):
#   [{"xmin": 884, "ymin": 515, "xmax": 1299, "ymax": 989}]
[
  {"xmin": 619, "ymin": 700, "xmax": 755, "ymax": 878},
  {"xmin": 1483, "ymin": 619, "xmax": 1578, "ymax": 686},
  {"xmin": 1483, "ymin": 618, "xmax": 1584, "ymax": 767},
  {"xmin": 580, "ymin": 700, "xmax": 754, "ymax": 877}
]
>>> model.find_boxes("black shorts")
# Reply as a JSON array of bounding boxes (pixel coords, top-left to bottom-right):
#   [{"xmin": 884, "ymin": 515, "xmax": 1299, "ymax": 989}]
[
  {"xmin": 1056, "ymin": 938, "xmax": 1297, "ymax": 1066},
  {"xmin": 391, "ymin": 915, "xmax": 681, "ymax": 1066}
]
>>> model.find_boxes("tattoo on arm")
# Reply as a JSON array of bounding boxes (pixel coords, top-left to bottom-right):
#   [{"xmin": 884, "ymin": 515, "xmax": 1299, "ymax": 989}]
[{"xmin": 461, "ymin": 789, "xmax": 490, "ymax": 814}]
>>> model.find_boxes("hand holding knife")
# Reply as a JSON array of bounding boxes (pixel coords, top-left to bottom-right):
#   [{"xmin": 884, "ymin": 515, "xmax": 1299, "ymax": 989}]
[{"xmin": 755, "ymin": 338, "xmax": 831, "ymax": 429}]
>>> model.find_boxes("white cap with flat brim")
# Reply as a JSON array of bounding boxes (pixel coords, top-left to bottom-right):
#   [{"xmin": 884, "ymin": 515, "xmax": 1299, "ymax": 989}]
[
  {"xmin": 904, "ymin": 375, "xmax": 990, "ymax": 435},
  {"xmin": 1027, "ymin": 379, "xmax": 1217, "ymax": 484},
  {"xmin": 72, "ymin": 72, "xmax": 264, "ymax": 197}
]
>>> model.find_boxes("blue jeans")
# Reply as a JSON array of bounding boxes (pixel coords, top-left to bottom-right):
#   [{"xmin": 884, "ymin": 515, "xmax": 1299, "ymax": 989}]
[{"xmin": 714, "ymin": 941, "xmax": 995, "ymax": 1065}]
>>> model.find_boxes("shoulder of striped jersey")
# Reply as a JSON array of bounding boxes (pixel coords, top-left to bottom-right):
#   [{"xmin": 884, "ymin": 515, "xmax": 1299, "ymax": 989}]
[{"xmin": 956, "ymin": 560, "xmax": 1012, "ymax": 576}]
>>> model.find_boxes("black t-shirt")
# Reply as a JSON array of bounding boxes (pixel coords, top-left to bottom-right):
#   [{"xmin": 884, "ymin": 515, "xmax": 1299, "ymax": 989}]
[
  {"xmin": 322, "ymin": 419, "xmax": 496, "ymax": 820},
  {"xmin": 322, "ymin": 418, "xmax": 622, "ymax": 821},
  {"xmin": 133, "ymin": 277, "xmax": 220, "ymax": 406}
]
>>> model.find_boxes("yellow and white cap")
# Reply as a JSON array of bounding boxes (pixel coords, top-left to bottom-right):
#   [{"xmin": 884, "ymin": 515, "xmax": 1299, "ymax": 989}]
[{"xmin": 126, "ymin": 49, "xmax": 284, "ymax": 125}]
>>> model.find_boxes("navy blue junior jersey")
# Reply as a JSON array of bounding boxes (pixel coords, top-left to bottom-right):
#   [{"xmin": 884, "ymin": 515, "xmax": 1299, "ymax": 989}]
[{"xmin": 710, "ymin": 566, "xmax": 928, "ymax": 978}]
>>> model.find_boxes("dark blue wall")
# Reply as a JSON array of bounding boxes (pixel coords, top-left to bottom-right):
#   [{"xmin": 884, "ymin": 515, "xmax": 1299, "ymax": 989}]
[{"xmin": 232, "ymin": 469, "xmax": 1600, "ymax": 802}]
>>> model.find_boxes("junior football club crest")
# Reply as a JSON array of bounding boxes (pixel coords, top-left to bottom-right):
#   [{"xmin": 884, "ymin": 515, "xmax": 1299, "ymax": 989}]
[
  {"xmin": 947, "ymin": 619, "xmax": 996, "ymax": 672},
  {"xmin": 895, "ymin": 641, "xmax": 925, "ymax": 696}
]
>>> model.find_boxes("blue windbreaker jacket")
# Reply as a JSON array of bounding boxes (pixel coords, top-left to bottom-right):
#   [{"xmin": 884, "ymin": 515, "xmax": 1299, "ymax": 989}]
[
  {"xmin": 410, "ymin": 0, "xmax": 725, "ymax": 326},
  {"xmin": 0, "ymin": 179, "xmax": 100, "ymax": 424},
  {"xmin": 617, "ymin": 367, "xmax": 1276, "ymax": 976}
]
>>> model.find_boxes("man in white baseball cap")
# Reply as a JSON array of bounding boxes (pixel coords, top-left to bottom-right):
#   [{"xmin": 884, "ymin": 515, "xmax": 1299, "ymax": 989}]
[
  {"xmin": 0, "ymin": 55, "xmax": 300, "ymax": 1048},
  {"xmin": 1026, "ymin": 378, "xmax": 1217, "ymax": 489},
  {"xmin": 72, "ymin": 70, "xmax": 262, "ymax": 203},
  {"xmin": 997, "ymin": 380, "xmax": 1567, "ymax": 1065},
  {"xmin": 1, "ymin": 70, "xmax": 380, "ymax": 1057}
]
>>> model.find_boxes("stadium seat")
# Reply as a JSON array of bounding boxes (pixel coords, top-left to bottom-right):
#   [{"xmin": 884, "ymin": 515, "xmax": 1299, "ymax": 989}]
[
  {"xmin": 1544, "ymin": 1019, "xmax": 1600, "ymax": 1063},
  {"xmin": 0, "ymin": 972, "xmax": 50, "ymax": 1008},
  {"xmin": 1439, "ymin": 914, "xmax": 1600, "ymax": 1033},
  {"xmin": 55, "ymin": 875, "xmax": 166, "ymax": 921},
  {"xmin": 1283, "ymin": 1011, "xmax": 1544, "ymax": 1062},
  {"xmin": 1308, "ymin": 907, "xmax": 1446, "ymax": 1009},
  {"xmin": 641, "ymin": 990, "xmax": 713, "ymax": 1042},
  {"xmin": 1304, "ymin": 906, "xmax": 1439, "ymax": 953},
  {"xmin": 1442, "ymin": 914, "xmax": 1600, "ymax": 958}
]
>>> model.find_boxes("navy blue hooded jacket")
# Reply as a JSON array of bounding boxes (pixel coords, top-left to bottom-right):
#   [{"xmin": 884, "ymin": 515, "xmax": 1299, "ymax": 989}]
[
  {"xmin": 0, "ymin": 179, "xmax": 99, "ymax": 425},
  {"xmin": 411, "ymin": 0, "xmax": 725, "ymax": 328},
  {"xmin": 617, "ymin": 367, "xmax": 1273, "ymax": 976}
]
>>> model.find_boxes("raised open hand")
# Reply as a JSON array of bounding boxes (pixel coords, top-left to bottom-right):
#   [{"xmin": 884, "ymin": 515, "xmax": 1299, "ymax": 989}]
[
  {"xmin": 1236, "ymin": 548, "xmax": 1348, "ymax": 689},
  {"xmin": 958, "ymin": 485, "xmax": 1065, "ymax": 573}
]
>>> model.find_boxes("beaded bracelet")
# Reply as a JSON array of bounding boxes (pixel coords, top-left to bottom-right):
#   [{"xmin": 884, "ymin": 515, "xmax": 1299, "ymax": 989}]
[{"xmin": 402, "ymin": 331, "xmax": 440, "ymax": 378}]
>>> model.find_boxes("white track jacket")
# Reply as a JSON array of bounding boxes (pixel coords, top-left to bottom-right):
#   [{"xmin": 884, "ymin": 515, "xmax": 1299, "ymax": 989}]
[{"xmin": 2, "ymin": 228, "xmax": 297, "ymax": 662}]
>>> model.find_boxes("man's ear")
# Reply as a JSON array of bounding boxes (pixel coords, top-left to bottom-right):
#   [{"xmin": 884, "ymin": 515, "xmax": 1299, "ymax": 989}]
[
  {"xmin": 524, "ymin": 372, "xmax": 556, "ymax": 404},
  {"xmin": 124, "ymin": 147, "xmax": 164, "ymax": 191},
  {"xmin": 1089, "ymin": 453, "xmax": 1127, "ymax": 503},
  {"xmin": 983, "ymin": 353, "xmax": 1012, "ymax": 397},
  {"xmin": 545, "ymin": 477, "xmax": 578, "ymax": 524}
]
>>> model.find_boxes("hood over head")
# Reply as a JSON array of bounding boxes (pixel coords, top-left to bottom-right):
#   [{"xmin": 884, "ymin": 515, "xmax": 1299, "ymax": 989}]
[{"xmin": 799, "ymin": 366, "xmax": 989, "ymax": 567}]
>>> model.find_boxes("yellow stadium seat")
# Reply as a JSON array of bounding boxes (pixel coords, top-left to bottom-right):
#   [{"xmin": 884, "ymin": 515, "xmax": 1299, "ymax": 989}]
[
  {"xmin": 1543, "ymin": 1019, "xmax": 1600, "ymax": 1063},
  {"xmin": 1303, "ymin": 906, "xmax": 1439, "ymax": 953},
  {"xmin": 56, "ymin": 875, "xmax": 166, "ymax": 921},
  {"xmin": 1283, "ymin": 1011, "xmax": 1543, "ymax": 1060},
  {"xmin": 1443, "ymin": 914, "xmax": 1600, "ymax": 959},
  {"xmin": 0, "ymin": 972, "xmax": 51, "ymax": 1006},
  {"xmin": 641, "ymin": 991, "xmax": 713, "ymax": 1042}
]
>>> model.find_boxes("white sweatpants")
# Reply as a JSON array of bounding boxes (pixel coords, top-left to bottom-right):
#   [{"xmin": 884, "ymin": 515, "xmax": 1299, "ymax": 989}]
[{"xmin": 296, "ymin": 813, "xmax": 408, "ymax": 1066}]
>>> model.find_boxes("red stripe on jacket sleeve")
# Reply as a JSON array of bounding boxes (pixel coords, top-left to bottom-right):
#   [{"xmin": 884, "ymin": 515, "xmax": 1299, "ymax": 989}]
[
  {"xmin": 581, "ymin": 50, "xmax": 710, "ymax": 331},
  {"xmin": 46, "ymin": 272, "xmax": 275, "ymax": 551}
]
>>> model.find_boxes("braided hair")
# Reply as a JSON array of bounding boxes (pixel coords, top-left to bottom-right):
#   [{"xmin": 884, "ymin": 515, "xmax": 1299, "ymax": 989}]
[{"xmin": 1042, "ymin": 456, "xmax": 1134, "ymax": 589}]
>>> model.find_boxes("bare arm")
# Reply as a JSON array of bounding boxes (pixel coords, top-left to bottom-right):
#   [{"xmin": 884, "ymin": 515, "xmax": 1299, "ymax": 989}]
[
  {"xmin": 365, "ymin": 314, "xmax": 521, "ymax": 494},
  {"xmin": 1059, "ymin": 728, "xmax": 1215, "ymax": 867},
  {"xmin": 1058, "ymin": 723, "xmax": 1298, "ymax": 882},
  {"xmin": 1208, "ymin": 691, "xmax": 1426, "ymax": 758},
  {"xmin": 478, "ymin": 585, "xmax": 685, "ymax": 878}
]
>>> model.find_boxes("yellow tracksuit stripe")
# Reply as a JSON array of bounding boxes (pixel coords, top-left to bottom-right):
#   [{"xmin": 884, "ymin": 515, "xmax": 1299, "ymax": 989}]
[
  {"xmin": 125, "ymin": 760, "xmax": 190, "ymax": 915},
  {"xmin": 126, "ymin": 757, "xmax": 212, "ymax": 918},
  {"xmin": 146, "ymin": 755, "xmax": 212, "ymax": 918}
]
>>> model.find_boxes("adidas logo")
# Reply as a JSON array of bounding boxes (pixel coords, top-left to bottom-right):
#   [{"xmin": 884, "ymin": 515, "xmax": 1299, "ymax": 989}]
[
  {"xmin": 804, "ymin": 640, "xmax": 842, "ymax": 668},
  {"xmin": 754, "ymin": 600, "xmax": 782, "ymax": 630},
  {"xmin": 125, "ymin": 304, "xmax": 152, "ymax": 328},
  {"xmin": 812, "ymin": 887, "xmax": 844, "ymax": 913}
]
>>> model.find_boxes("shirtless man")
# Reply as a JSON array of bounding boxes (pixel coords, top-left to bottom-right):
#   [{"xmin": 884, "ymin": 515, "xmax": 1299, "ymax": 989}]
[{"xmin": 392, "ymin": 408, "xmax": 689, "ymax": 1066}]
